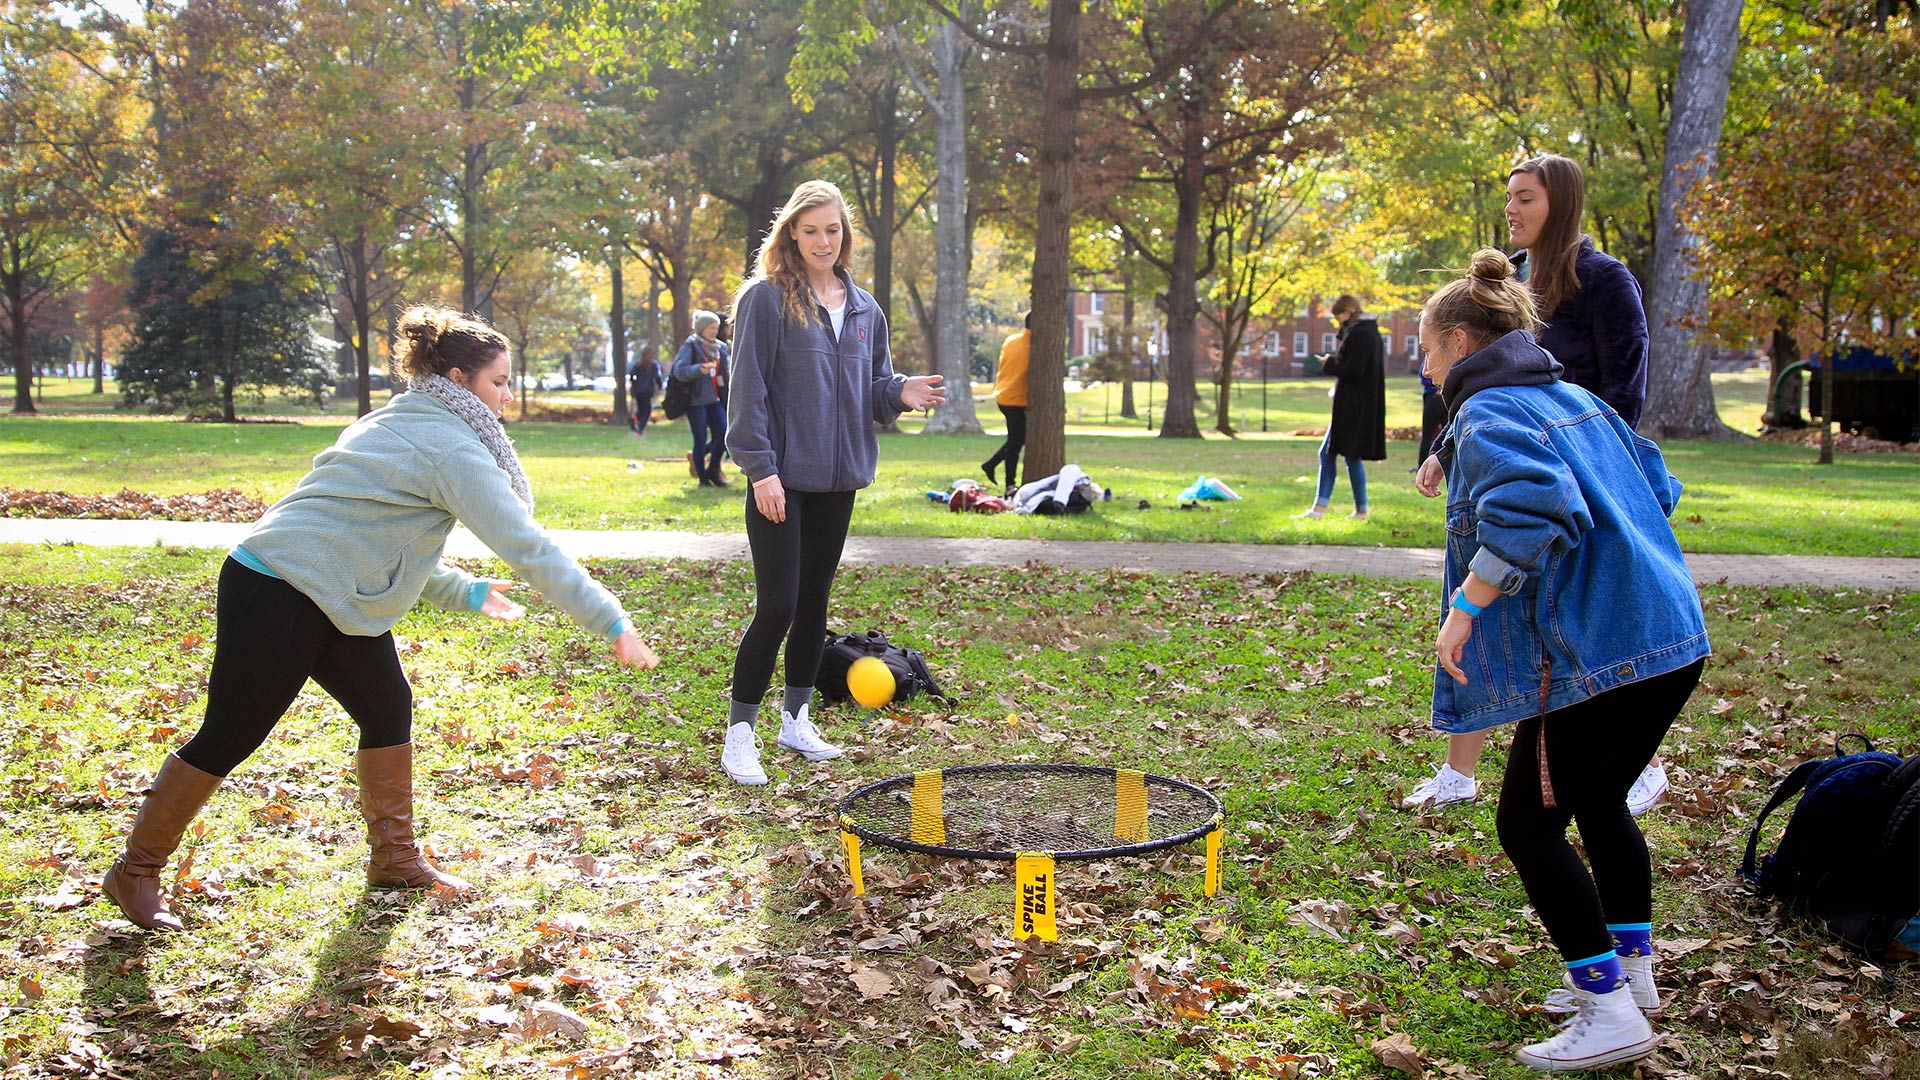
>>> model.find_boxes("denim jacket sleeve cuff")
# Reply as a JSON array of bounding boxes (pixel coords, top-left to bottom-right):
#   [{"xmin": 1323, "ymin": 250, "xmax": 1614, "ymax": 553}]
[{"xmin": 1468, "ymin": 546, "xmax": 1528, "ymax": 595}]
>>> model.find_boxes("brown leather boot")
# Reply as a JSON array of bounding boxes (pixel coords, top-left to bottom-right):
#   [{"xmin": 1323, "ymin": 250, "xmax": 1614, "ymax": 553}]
[
  {"xmin": 102, "ymin": 754, "xmax": 222, "ymax": 931},
  {"xmin": 356, "ymin": 744, "xmax": 473, "ymax": 892}
]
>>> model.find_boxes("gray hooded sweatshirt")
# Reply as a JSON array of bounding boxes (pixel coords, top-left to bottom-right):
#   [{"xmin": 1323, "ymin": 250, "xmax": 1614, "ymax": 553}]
[{"xmin": 725, "ymin": 269, "xmax": 907, "ymax": 492}]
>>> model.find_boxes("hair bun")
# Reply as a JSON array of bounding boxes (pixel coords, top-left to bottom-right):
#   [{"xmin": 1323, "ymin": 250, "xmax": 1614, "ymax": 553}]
[{"xmin": 1467, "ymin": 248, "xmax": 1514, "ymax": 282}]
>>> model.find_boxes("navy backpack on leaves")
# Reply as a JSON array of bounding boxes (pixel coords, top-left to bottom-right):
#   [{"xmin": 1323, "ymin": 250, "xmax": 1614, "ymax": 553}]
[
  {"xmin": 1741, "ymin": 734, "xmax": 1920, "ymax": 958},
  {"xmin": 815, "ymin": 630, "xmax": 951, "ymax": 708}
]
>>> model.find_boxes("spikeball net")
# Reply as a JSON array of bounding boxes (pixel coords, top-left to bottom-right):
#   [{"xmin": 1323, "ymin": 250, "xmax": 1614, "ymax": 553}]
[{"xmin": 837, "ymin": 764, "xmax": 1225, "ymax": 941}]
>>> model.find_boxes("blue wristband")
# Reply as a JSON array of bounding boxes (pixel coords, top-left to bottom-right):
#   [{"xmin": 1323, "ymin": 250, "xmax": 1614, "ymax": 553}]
[{"xmin": 1450, "ymin": 589, "xmax": 1484, "ymax": 617}]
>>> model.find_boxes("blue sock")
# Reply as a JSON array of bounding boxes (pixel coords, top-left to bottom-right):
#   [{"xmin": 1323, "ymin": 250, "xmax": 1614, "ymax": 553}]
[
  {"xmin": 1608, "ymin": 923, "xmax": 1654, "ymax": 959},
  {"xmin": 1565, "ymin": 950, "xmax": 1625, "ymax": 995}
]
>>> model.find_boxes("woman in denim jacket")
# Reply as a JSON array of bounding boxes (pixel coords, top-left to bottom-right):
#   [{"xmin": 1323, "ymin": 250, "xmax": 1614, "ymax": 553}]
[
  {"xmin": 1409, "ymin": 153, "xmax": 1667, "ymax": 815},
  {"xmin": 1419, "ymin": 251, "xmax": 1708, "ymax": 1072}
]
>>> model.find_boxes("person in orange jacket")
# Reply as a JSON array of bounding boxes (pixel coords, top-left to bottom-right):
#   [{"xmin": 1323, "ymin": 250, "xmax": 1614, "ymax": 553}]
[{"xmin": 981, "ymin": 312, "xmax": 1030, "ymax": 494}]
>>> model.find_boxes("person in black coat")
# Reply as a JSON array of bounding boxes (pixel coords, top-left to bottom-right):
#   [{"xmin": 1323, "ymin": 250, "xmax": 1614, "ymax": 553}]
[{"xmin": 1298, "ymin": 293, "xmax": 1386, "ymax": 520}]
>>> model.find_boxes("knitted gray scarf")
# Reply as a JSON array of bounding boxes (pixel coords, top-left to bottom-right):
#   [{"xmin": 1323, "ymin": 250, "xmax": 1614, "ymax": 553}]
[{"xmin": 409, "ymin": 374, "xmax": 533, "ymax": 511}]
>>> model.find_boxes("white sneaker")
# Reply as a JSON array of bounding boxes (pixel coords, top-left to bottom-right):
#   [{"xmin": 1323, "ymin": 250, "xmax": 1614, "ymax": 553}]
[
  {"xmin": 722, "ymin": 723, "xmax": 768, "ymax": 785},
  {"xmin": 1401, "ymin": 764, "xmax": 1478, "ymax": 809},
  {"xmin": 1347, "ymin": 510, "xmax": 1370, "ymax": 521},
  {"xmin": 1292, "ymin": 506, "xmax": 1328, "ymax": 519},
  {"xmin": 1515, "ymin": 984, "xmax": 1656, "ymax": 1071},
  {"xmin": 776, "ymin": 704, "xmax": 843, "ymax": 762},
  {"xmin": 1544, "ymin": 956, "xmax": 1661, "ymax": 1015},
  {"xmin": 1625, "ymin": 763, "xmax": 1669, "ymax": 817}
]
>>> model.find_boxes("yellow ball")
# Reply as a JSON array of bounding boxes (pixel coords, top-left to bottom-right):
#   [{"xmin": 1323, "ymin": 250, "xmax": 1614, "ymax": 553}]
[{"xmin": 847, "ymin": 656, "xmax": 896, "ymax": 709}]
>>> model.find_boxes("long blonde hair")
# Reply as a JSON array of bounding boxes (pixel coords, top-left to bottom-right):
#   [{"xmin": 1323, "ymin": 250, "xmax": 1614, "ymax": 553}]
[{"xmin": 735, "ymin": 180, "xmax": 855, "ymax": 327}]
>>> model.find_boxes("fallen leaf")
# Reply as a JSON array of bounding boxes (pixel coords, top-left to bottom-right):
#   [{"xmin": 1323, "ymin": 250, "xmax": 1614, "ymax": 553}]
[
  {"xmin": 1369, "ymin": 1031, "xmax": 1427, "ymax": 1077},
  {"xmin": 850, "ymin": 965, "xmax": 897, "ymax": 1000}
]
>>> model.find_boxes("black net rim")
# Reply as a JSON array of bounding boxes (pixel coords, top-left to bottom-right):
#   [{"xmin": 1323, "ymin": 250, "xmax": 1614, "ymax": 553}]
[{"xmin": 835, "ymin": 762, "xmax": 1224, "ymax": 861}]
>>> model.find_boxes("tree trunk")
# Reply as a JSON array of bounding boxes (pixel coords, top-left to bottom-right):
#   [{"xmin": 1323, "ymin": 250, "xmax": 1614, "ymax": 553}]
[
  {"xmin": 645, "ymin": 268, "xmax": 661, "ymax": 361},
  {"xmin": 344, "ymin": 228, "xmax": 375, "ymax": 417},
  {"xmin": 1157, "ymin": 162, "xmax": 1204, "ymax": 439},
  {"xmin": 921, "ymin": 22, "xmax": 983, "ymax": 435},
  {"xmin": 872, "ymin": 84, "xmax": 897, "ymax": 327},
  {"xmin": 1119, "ymin": 267, "xmax": 1137, "ymax": 418},
  {"xmin": 1762, "ymin": 316, "xmax": 1803, "ymax": 428},
  {"xmin": 743, "ymin": 149, "xmax": 789, "ymax": 279},
  {"xmin": 1818, "ymin": 361, "xmax": 1835, "ymax": 464},
  {"xmin": 1022, "ymin": 0, "xmax": 1082, "ymax": 483},
  {"xmin": 609, "ymin": 256, "xmax": 628, "ymax": 425},
  {"xmin": 7, "ymin": 273, "xmax": 32, "ymax": 414},
  {"xmin": 1640, "ymin": 0, "xmax": 1744, "ymax": 440}
]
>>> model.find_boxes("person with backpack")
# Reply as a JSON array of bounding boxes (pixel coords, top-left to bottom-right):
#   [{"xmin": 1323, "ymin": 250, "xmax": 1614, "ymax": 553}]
[
  {"xmin": 1419, "ymin": 251, "xmax": 1708, "ymax": 1072},
  {"xmin": 671, "ymin": 311, "xmax": 730, "ymax": 487},
  {"xmin": 100, "ymin": 306, "xmax": 660, "ymax": 932},
  {"xmin": 627, "ymin": 345, "xmax": 662, "ymax": 435},
  {"xmin": 1407, "ymin": 153, "xmax": 1667, "ymax": 815},
  {"xmin": 719, "ymin": 180, "xmax": 946, "ymax": 785}
]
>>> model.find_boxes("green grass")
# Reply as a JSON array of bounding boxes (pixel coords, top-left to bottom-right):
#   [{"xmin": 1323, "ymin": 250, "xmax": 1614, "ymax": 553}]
[
  {"xmin": 2, "ymin": 547, "xmax": 1915, "ymax": 1079},
  {"xmin": 7, "ymin": 410, "xmax": 1919, "ymax": 559}
]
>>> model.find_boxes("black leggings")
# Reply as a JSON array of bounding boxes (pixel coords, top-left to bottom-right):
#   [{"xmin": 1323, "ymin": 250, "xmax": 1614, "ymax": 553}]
[
  {"xmin": 983, "ymin": 404, "xmax": 1027, "ymax": 487},
  {"xmin": 1495, "ymin": 658, "xmax": 1705, "ymax": 962},
  {"xmin": 177, "ymin": 559, "xmax": 412, "ymax": 777},
  {"xmin": 729, "ymin": 488, "xmax": 857, "ymax": 706}
]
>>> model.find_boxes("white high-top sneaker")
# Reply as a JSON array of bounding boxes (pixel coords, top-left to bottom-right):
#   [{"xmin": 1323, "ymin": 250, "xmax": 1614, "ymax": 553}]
[
  {"xmin": 1545, "ymin": 955, "xmax": 1661, "ymax": 1015},
  {"xmin": 722, "ymin": 723, "xmax": 768, "ymax": 785},
  {"xmin": 1401, "ymin": 764, "xmax": 1478, "ymax": 809},
  {"xmin": 1516, "ymin": 984, "xmax": 1656, "ymax": 1072},
  {"xmin": 776, "ymin": 704, "xmax": 843, "ymax": 762}
]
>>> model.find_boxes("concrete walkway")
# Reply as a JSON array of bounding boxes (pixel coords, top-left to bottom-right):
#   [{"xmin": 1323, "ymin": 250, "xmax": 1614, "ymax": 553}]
[{"xmin": 2, "ymin": 518, "xmax": 1917, "ymax": 591}]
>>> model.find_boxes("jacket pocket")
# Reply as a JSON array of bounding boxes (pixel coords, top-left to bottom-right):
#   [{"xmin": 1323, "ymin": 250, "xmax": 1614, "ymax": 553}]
[
  {"xmin": 1445, "ymin": 502, "xmax": 1477, "ymax": 567},
  {"xmin": 354, "ymin": 548, "xmax": 414, "ymax": 603}
]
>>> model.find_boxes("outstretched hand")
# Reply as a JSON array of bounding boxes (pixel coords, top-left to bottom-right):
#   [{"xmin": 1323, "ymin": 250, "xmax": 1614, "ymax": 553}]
[
  {"xmin": 902, "ymin": 374, "xmax": 947, "ymax": 411},
  {"xmin": 481, "ymin": 581, "xmax": 525, "ymax": 621},
  {"xmin": 612, "ymin": 630, "xmax": 658, "ymax": 669}
]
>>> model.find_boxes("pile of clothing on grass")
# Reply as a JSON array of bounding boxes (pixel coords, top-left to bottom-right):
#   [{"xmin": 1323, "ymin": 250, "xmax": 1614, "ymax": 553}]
[{"xmin": 928, "ymin": 464, "xmax": 1109, "ymax": 515}]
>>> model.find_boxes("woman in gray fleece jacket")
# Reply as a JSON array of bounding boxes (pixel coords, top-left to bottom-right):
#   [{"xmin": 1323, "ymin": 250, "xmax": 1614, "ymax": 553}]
[
  {"xmin": 101, "ymin": 307, "xmax": 658, "ymax": 932},
  {"xmin": 719, "ymin": 180, "xmax": 946, "ymax": 784}
]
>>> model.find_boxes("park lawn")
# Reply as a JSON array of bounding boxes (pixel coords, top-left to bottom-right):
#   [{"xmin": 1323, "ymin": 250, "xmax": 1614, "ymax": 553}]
[
  {"xmin": 6, "ymin": 401, "xmax": 1917, "ymax": 557},
  {"xmin": 1, "ymin": 547, "xmax": 1915, "ymax": 1079}
]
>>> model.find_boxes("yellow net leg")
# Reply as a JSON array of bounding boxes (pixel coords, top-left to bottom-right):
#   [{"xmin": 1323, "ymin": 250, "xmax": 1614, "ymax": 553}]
[
  {"xmin": 840, "ymin": 830, "xmax": 864, "ymax": 896},
  {"xmin": 1013, "ymin": 852, "xmax": 1057, "ymax": 942},
  {"xmin": 1204, "ymin": 826, "xmax": 1223, "ymax": 897},
  {"xmin": 910, "ymin": 769, "xmax": 947, "ymax": 846},
  {"xmin": 1114, "ymin": 768, "xmax": 1147, "ymax": 843}
]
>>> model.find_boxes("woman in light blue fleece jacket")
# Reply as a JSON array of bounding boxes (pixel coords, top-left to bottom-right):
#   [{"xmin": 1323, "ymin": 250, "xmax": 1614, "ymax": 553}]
[
  {"xmin": 718, "ymin": 180, "xmax": 946, "ymax": 785},
  {"xmin": 101, "ymin": 306, "xmax": 658, "ymax": 932}
]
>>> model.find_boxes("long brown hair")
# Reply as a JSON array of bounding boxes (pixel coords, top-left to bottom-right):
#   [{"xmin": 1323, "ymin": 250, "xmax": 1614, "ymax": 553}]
[
  {"xmin": 1509, "ymin": 153, "xmax": 1587, "ymax": 317},
  {"xmin": 735, "ymin": 180, "xmax": 855, "ymax": 327}
]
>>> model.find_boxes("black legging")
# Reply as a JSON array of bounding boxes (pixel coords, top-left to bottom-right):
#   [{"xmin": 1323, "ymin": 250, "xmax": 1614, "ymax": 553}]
[
  {"xmin": 177, "ymin": 559, "xmax": 412, "ymax": 777},
  {"xmin": 1495, "ymin": 658, "xmax": 1705, "ymax": 962},
  {"xmin": 729, "ymin": 488, "xmax": 857, "ymax": 706},
  {"xmin": 983, "ymin": 404, "xmax": 1027, "ymax": 487},
  {"xmin": 1417, "ymin": 393, "xmax": 1447, "ymax": 462}
]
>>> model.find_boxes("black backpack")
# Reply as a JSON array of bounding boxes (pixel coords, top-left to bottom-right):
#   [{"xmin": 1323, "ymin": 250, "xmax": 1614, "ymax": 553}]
[
  {"xmin": 1741, "ymin": 734, "xmax": 1920, "ymax": 957},
  {"xmin": 815, "ymin": 630, "xmax": 951, "ymax": 707},
  {"xmin": 661, "ymin": 373, "xmax": 693, "ymax": 421}
]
